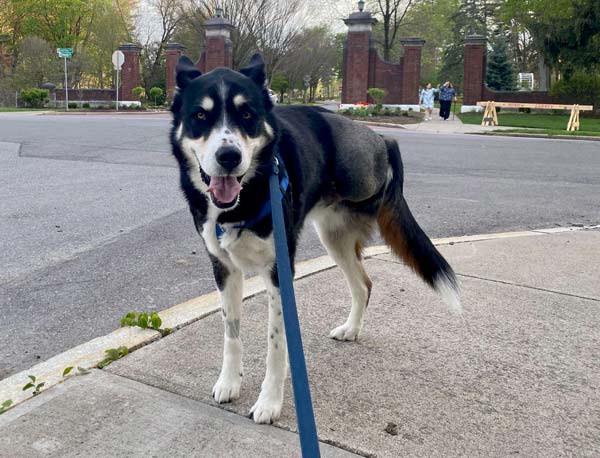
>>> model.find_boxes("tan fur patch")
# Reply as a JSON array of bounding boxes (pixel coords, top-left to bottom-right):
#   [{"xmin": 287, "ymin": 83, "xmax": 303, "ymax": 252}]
[{"xmin": 377, "ymin": 204, "xmax": 420, "ymax": 275}]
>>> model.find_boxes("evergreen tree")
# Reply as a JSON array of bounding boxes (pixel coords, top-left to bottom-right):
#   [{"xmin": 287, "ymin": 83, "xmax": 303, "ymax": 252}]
[
  {"xmin": 439, "ymin": 0, "xmax": 502, "ymax": 91},
  {"xmin": 486, "ymin": 35, "xmax": 516, "ymax": 90}
]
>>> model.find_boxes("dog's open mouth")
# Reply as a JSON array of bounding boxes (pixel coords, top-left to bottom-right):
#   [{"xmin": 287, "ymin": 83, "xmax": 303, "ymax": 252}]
[{"xmin": 201, "ymin": 169, "xmax": 242, "ymax": 209}]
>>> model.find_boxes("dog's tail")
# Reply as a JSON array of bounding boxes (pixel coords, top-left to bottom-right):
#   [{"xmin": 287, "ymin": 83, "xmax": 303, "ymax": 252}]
[{"xmin": 377, "ymin": 138, "xmax": 461, "ymax": 314}]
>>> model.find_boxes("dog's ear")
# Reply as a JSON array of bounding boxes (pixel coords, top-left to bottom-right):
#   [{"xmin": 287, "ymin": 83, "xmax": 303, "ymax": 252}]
[
  {"xmin": 239, "ymin": 53, "xmax": 266, "ymax": 88},
  {"xmin": 176, "ymin": 56, "xmax": 202, "ymax": 89}
]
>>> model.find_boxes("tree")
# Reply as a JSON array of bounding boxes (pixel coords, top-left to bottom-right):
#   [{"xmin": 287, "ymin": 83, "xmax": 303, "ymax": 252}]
[
  {"xmin": 186, "ymin": 0, "xmax": 303, "ymax": 76},
  {"xmin": 149, "ymin": 86, "xmax": 164, "ymax": 105},
  {"xmin": 400, "ymin": 0, "xmax": 459, "ymax": 83},
  {"xmin": 369, "ymin": 0, "xmax": 414, "ymax": 61},
  {"xmin": 270, "ymin": 73, "xmax": 289, "ymax": 101},
  {"xmin": 278, "ymin": 26, "xmax": 337, "ymax": 103},
  {"xmin": 139, "ymin": 0, "xmax": 186, "ymax": 91},
  {"xmin": 501, "ymin": 0, "xmax": 600, "ymax": 79},
  {"xmin": 439, "ymin": 0, "xmax": 502, "ymax": 90},
  {"xmin": 11, "ymin": 37, "xmax": 61, "ymax": 89},
  {"xmin": 486, "ymin": 34, "xmax": 516, "ymax": 90}
]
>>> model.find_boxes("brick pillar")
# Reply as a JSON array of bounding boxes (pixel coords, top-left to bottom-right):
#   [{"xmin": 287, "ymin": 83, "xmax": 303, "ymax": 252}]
[
  {"xmin": 341, "ymin": 11, "xmax": 377, "ymax": 104},
  {"xmin": 118, "ymin": 43, "xmax": 142, "ymax": 102},
  {"xmin": 165, "ymin": 43, "xmax": 186, "ymax": 101},
  {"xmin": 202, "ymin": 15, "xmax": 234, "ymax": 72},
  {"xmin": 463, "ymin": 34, "xmax": 487, "ymax": 108},
  {"xmin": 400, "ymin": 38, "xmax": 425, "ymax": 104}
]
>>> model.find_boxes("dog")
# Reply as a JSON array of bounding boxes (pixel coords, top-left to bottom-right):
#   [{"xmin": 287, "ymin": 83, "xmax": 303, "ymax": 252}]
[{"xmin": 169, "ymin": 53, "xmax": 461, "ymax": 424}]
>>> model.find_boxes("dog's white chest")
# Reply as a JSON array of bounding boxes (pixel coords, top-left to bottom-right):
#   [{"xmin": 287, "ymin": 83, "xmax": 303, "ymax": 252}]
[
  {"xmin": 222, "ymin": 229, "xmax": 275, "ymax": 271},
  {"xmin": 202, "ymin": 215, "xmax": 275, "ymax": 273}
]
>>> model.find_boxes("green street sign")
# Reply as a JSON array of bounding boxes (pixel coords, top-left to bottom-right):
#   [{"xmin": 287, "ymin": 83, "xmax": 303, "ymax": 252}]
[{"xmin": 57, "ymin": 48, "xmax": 73, "ymax": 58}]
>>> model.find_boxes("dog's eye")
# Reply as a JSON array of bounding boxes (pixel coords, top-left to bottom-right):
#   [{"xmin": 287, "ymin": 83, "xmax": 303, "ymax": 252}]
[
  {"xmin": 196, "ymin": 111, "xmax": 206, "ymax": 120},
  {"xmin": 242, "ymin": 112, "xmax": 252, "ymax": 120}
]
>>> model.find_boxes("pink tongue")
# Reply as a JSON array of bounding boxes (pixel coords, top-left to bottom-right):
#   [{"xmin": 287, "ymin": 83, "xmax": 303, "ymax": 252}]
[{"xmin": 206, "ymin": 176, "xmax": 242, "ymax": 203}]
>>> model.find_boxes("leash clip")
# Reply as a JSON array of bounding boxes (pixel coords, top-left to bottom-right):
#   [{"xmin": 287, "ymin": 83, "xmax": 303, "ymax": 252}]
[{"xmin": 272, "ymin": 156, "xmax": 280, "ymax": 175}]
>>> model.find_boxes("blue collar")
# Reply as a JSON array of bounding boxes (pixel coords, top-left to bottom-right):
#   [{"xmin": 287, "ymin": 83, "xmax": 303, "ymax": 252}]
[{"xmin": 215, "ymin": 153, "xmax": 289, "ymax": 239}]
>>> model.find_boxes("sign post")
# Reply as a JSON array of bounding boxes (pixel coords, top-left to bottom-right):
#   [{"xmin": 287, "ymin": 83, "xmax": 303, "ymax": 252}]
[
  {"xmin": 111, "ymin": 50, "xmax": 125, "ymax": 111},
  {"xmin": 57, "ymin": 48, "xmax": 73, "ymax": 111}
]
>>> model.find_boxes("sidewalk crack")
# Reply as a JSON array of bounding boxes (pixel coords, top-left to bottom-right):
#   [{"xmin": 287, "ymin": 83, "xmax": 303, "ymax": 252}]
[{"xmin": 370, "ymin": 257, "xmax": 600, "ymax": 303}]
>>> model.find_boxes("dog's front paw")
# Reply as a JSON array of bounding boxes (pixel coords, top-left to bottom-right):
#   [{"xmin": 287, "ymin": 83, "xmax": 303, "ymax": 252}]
[
  {"xmin": 212, "ymin": 373, "xmax": 241, "ymax": 404},
  {"xmin": 329, "ymin": 322, "xmax": 361, "ymax": 341},
  {"xmin": 249, "ymin": 393, "xmax": 283, "ymax": 424}
]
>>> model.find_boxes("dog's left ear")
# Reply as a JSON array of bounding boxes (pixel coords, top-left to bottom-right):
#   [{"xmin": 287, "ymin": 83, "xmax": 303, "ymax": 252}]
[
  {"xmin": 239, "ymin": 53, "xmax": 266, "ymax": 88},
  {"xmin": 176, "ymin": 56, "xmax": 202, "ymax": 89}
]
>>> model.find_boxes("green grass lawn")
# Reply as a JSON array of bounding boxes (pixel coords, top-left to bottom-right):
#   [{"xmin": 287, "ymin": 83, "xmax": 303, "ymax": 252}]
[
  {"xmin": 0, "ymin": 107, "xmax": 55, "ymax": 112},
  {"xmin": 489, "ymin": 128, "xmax": 600, "ymax": 138},
  {"xmin": 458, "ymin": 111, "xmax": 600, "ymax": 132}
]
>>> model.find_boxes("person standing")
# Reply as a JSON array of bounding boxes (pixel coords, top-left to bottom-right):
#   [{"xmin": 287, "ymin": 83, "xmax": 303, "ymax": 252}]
[
  {"xmin": 438, "ymin": 81, "xmax": 456, "ymax": 121},
  {"xmin": 419, "ymin": 82, "xmax": 437, "ymax": 121}
]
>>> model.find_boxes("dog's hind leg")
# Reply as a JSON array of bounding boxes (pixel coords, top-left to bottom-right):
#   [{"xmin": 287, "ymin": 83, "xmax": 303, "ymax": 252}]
[
  {"xmin": 250, "ymin": 268, "xmax": 287, "ymax": 424},
  {"xmin": 211, "ymin": 254, "xmax": 244, "ymax": 404},
  {"xmin": 314, "ymin": 215, "xmax": 373, "ymax": 341}
]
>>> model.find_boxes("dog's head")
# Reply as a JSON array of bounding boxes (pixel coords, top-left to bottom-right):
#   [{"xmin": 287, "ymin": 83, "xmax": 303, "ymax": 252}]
[{"xmin": 171, "ymin": 53, "xmax": 275, "ymax": 210}]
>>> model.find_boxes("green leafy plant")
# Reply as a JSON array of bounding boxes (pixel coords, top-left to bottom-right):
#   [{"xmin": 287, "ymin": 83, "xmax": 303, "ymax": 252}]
[
  {"xmin": 20, "ymin": 88, "xmax": 49, "ymax": 108},
  {"xmin": 67, "ymin": 102, "xmax": 77, "ymax": 109},
  {"xmin": 367, "ymin": 87, "xmax": 386, "ymax": 112},
  {"xmin": 98, "ymin": 346, "xmax": 129, "ymax": 369},
  {"xmin": 0, "ymin": 399, "xmax": 13, "ymax": 415},
  {"xmin": 148, "ymin": 87, "xmax": 164, "ymax": 106},
  {"xmin": 132, "ymin": 86, "xmax": 146, "ymax": 103},
  {"xmin": 62, "ymin": 366, "xmax": 90, "ymax": 378},
  {"xmin": 22, "ymin": 375, "xmax": 45, "ymax": 395},
  {"xmin": 121, "ymin": 311, "xmax": 171, "ymax": 336}
]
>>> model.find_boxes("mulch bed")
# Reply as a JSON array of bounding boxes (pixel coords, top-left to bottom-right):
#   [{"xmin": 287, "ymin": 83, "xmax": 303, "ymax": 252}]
[{"xmin": 341, "ymin": 113, "xmax": 423, "ymax": 125}]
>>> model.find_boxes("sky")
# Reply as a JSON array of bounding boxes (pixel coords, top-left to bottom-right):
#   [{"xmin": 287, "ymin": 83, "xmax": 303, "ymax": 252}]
[{"xmin": 135, "ymin": 0, "xmax": 360, "ymax": 42}]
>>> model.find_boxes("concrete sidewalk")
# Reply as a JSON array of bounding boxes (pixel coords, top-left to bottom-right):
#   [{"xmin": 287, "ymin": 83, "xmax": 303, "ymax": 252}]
[{"xmin": 1, "ymin": 228, "xmax": 599, "ymax": 457}]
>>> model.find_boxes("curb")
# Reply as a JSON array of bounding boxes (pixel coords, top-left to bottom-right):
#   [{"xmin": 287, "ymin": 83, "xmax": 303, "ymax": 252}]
[
  {"xmin": 467, "ymin": 131, "xmax": 600, "ymax": 142},
  {"xmin": 1, "ymin": 225, "xmax": 598, "ymax": 413},
  {"xmin": 42, "ymin": 110, "xmax": 170, "ymax": 116},
  {"xmin": 356, "ymin": 120, "xmax": 408, "ymax": 129}
]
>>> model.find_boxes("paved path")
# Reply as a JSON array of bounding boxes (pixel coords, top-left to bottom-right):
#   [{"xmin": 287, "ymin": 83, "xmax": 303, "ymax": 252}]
[
  {"xmin": 1, "ymin": 112, "xmax": 599, "ymax": 380},
  {"xmin": 1, "ymin": 229, "xmax": 599, "ymax": 457}
]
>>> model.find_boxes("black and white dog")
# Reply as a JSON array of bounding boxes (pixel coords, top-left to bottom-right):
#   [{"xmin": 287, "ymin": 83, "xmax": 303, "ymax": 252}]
[{"xmin": 170, "ymin": 54, "xmax": 461, "ymax": 424}]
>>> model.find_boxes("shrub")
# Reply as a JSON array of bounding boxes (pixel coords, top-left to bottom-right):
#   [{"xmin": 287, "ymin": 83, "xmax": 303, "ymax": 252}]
[
  {"xmin": 518, "ymin": 107, "xmax": 531, "ymax": 113},
  {"xmin": 367, "ymin": 87, "xmax": 386, "ymax": 112},
  {"xmin": 550, "ymin": 72, "xmax": 600, "ymax": 110},
  {"xmin": 148, "ymin": 87, "xmax": 164, "ymax": 106},
  {"xmin": 132, "ymin": 86, "xmax": 146, "ymax": 103},
  {"xmin": 68, "ymin": 102, "xmax": 77, "ymax": 109},
  {"xmin": 20, "ymin": 88, "xmax": 49, "ymax": 108},
  {"xmin": 82, "ymin": 102, "xmax": 90, "ymax": 109}
]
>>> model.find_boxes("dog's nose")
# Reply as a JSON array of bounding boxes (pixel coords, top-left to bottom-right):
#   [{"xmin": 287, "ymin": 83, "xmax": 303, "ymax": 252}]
[{"xmin": 216, "ymin": 147, "xmax": 241, "ymax": 172}]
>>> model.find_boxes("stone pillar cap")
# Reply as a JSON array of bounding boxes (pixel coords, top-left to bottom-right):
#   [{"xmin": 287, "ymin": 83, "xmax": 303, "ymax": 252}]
[
  {"xmin": 166, "ymin": 43, "xmax": 187, "ymax": 52},
  {"xmin": 344, "ymin": 11, "xmax": 378, "ymax": 26},
  {"xmin": 119, "ymin": 43, "xmax": 143, "ymax": 52},
  {"xmin": 400, "ymin": 37, "xmax": 426, "ymax": 47},
  {"xmin": 464, "ymin": 34, "xmax": 487, "ymax": 45},
  {"xmin": 204, "ymin": 17, "xmax": 235, "ymax": 32}
]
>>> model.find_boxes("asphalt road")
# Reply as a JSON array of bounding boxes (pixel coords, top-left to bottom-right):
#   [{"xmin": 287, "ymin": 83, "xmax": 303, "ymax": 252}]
[{"xmin": 1, "ymin": 112, "xmax": 599, "ymax": 379}]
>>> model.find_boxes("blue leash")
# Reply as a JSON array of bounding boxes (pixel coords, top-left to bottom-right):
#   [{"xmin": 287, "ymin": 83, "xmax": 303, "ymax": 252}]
[{"xmin": 270, "ymin": 155, "xmax": 321, "ymax": 458}]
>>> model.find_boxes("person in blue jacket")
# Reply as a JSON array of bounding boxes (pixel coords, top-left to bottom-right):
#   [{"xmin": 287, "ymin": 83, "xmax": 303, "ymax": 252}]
[
  {"xmin": 419, "ymin": 82, "xmax": 437, "ymax": 121},
  {"xmin": 438, "ymin": 81, "xmax": 456, "ymax": 120}
]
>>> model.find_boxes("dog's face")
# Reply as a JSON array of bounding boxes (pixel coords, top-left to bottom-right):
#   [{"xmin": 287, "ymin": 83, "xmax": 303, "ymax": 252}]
[{"xmin": 171, "ymin": 54, "xmax": 275, "ymax": 210}]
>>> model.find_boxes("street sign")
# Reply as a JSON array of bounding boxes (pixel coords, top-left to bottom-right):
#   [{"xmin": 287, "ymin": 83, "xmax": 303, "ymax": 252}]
[
  {"xmin": 112, "ymin": 50, "xmax": 125, "ymax": 70},
  {"xmin": 57, "ymin": 48, "xmax": 73, "ymax": 59}
]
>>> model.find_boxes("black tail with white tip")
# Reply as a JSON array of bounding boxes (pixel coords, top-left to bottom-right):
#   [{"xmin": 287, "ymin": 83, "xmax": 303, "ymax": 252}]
[{"xmin": 377, "ymin": 138, "xmax": 461, "ymax": 314}]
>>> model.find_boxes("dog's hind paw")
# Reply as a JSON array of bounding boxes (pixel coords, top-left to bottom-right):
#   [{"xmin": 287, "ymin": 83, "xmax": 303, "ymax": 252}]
[
  {"xmin": 212, "ymin": 375, "xmax": 241, "ymax": 404},
  {"xmin": 250, "ymin": 396, "xmax": 282, "ymax": 424},
  {"xmin": 329, "ymin": 323, "xmax": 361, "ymax": 341}
]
